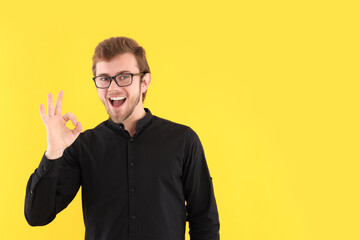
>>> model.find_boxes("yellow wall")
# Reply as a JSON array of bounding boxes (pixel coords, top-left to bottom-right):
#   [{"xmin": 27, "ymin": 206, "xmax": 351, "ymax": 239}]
[{"xmin": 1, "ymin": 0, "xmax": 359, "ymax": 239}]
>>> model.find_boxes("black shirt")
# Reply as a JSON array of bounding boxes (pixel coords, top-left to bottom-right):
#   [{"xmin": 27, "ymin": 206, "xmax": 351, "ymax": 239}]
[{"xmin": 25, "ymin": 109, "xmax": 220, "ymax": 240}]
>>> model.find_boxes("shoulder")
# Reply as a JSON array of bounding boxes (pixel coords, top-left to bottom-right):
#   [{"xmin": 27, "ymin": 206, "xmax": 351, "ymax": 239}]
[
  {"xmin": 150, "ymin": 115, "xmax": 192, "ymax": 133},
  {"xmin": 77, "ymin": 120, "xmax": 112, "ymax": 141},
  {"xmin": 149, "ymin": 115, "xmax": 200, "ymax": 142}
]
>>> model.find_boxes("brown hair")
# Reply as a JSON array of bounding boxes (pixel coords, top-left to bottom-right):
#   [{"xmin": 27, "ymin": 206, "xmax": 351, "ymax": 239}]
[{"xmin": 92, "ymin": 36, "xmax": 151, "ymax": 101}]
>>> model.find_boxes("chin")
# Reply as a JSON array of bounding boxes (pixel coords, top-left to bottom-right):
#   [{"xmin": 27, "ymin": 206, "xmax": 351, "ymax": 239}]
[
  {"xmin": 109, "ymin": 113, "xmax": 125, "ymax": 123},
  {"xmin": 108, "ymin": 109, "xmax": 132, "ymax": 123}
]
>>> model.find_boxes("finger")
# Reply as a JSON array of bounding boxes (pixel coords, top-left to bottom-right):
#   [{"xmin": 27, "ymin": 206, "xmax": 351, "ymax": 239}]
[
  {"xmin": 54, "ymin": 90, "xmax": 63, "ymax": 116},
  {"xmin": 47, "ymin": 93, "xmax": 54, "ymax": 117},
  {"xmin": 72, "ymin": 122, "xmax": 83, "ymax": 136},
  {"xmin": 63, "ymin": 112, "xmax": 77, "ymax": 126},
  {"xmin": 39, "ymin": 104, "xmax": 48, "ymax": 124}
]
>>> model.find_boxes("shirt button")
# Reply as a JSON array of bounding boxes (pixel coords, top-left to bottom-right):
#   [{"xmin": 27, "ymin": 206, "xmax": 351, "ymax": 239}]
[
  {"xmin": 130, "ymin": 138, "xmax": 134, "ymax": 142},
  {"xmin": 42, "ymin": 166, "xmax": 47, "ymax": 171},
  {"xmin": 131, "ymin": 187, "xmax": 136, "ymax": 192},
  {"xmin": 130, "ymin": 162, "xmax": 135, "ymax": 167},
  {"xmin": 131, "ymin": 215, "xmax": 136, "ymax": 219},
  {"xmin": 30, "ymin": 190, "xmax": 33, "ymax": 194}
]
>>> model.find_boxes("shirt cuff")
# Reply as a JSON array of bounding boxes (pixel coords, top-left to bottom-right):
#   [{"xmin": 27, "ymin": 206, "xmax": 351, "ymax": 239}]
[{"xmin": 35, "ymin": 152, "xmax": 62, "ymax": 179}]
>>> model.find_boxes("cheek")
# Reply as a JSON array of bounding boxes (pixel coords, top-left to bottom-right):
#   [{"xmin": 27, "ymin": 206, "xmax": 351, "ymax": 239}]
[{"xmin": 97, "ymin": 90, "xmax": 107, "ymax": 102}]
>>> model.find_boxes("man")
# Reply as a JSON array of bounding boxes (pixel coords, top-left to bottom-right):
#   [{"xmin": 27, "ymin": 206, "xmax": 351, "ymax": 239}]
[{"xmin": 25, "ymin": 36, "xmax": 220, "ymax": 240}]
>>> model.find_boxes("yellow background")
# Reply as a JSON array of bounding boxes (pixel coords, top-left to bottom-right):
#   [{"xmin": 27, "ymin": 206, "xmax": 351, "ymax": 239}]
[{"xmin": 1, "ymin": 0, "xmax": 359, "ymax": 239}]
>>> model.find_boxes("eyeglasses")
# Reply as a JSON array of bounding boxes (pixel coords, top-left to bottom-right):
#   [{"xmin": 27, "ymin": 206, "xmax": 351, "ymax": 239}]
[{"xmin": 92, "ymin": 72, "xmax": 144, "ymax": 89}]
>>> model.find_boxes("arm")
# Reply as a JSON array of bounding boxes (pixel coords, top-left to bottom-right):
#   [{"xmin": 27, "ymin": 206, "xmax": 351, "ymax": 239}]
[
  {"xmin": 24, "ymin": 90, "xmax": 82, "ymax": 226},
  {"xmin": 183, "ymin": 128, "xmax": 220, "ymax": 240},
  {"xmin": 24, "ymin": 144, "xmax": 80, "ymax": 226}
]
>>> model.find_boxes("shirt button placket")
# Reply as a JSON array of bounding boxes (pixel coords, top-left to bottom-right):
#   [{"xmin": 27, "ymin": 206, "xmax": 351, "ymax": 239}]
[{"xmin": 128, "ymin": 137, "xmax": 136, "ymax": 238}]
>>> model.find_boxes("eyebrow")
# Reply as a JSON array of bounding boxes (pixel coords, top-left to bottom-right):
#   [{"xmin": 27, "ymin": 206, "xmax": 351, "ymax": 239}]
[{"xmin": 97, "ymin": 70, "xmax": 132, "ymax": 76}]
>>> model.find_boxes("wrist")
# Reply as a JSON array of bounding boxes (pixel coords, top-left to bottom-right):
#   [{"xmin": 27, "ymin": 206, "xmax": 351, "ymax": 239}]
[{"xmin": 45, "ymin": 148, "xmax": 64, "ymax": 160}]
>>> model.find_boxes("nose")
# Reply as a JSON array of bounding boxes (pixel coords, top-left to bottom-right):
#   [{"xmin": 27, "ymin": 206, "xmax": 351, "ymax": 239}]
[{"xmin": 108, "ymin": 78, "xmax": 122, "ymax": 91}]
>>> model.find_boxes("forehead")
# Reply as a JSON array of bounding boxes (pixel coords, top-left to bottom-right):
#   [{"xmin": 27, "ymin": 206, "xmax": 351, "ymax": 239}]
[{"xmin": 95, "ymin": 52, "xmax": 139, "ymax": 75}]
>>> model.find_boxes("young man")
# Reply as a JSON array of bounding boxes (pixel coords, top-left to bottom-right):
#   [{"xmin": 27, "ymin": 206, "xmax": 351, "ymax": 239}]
[{"xmin": 25, "ymin": 37, "xmax": 220, "ymax": 240}]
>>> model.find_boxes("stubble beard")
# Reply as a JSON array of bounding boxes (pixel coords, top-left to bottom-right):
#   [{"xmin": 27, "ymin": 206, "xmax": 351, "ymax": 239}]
[{"xmin": 108, "ymin": 85, "xmax": 141, "ymax": 124}]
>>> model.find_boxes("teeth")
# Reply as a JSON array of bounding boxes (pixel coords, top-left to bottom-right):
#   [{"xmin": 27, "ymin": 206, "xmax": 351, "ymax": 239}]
[{"xmin": 110, "ymin": 97, "xmax": 125, "ymax": 100}]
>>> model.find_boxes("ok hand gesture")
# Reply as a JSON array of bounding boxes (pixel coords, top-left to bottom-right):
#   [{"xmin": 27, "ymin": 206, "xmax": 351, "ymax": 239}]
[{"xmin": 40, "ymin": 90, "xmax": 83, "ymax": 159}]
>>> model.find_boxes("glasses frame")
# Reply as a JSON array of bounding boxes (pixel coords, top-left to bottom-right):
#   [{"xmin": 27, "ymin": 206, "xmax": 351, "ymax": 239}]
[{"xmin": 92, "ymin": 72, "xmax": 144, "ymax": 89}]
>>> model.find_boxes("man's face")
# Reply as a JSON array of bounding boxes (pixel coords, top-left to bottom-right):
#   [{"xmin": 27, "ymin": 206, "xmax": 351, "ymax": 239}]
[{"xmin": 95, "ymin": 53, "xmax": 147, "ymax": 123}]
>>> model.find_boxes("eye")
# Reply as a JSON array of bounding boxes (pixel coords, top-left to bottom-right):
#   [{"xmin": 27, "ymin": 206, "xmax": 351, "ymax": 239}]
[
  {"xmin": 98, "ymin": 76, "xmax": 110, "ymax": 81},
  {"xmin": 118, "ymin": 75, "xmax": 130, "ymax": 80}
]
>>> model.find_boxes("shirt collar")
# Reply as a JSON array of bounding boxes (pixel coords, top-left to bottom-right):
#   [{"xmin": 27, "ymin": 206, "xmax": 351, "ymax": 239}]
[{"xmin": 107, "ymin": 108, "xmax": 153, "ymax": 135}]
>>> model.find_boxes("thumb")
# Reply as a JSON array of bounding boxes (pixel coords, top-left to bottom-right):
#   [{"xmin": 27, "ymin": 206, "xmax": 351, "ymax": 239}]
[{"xmin": 72, "ymin": 122, "xmax": 83, "ymax": 136}]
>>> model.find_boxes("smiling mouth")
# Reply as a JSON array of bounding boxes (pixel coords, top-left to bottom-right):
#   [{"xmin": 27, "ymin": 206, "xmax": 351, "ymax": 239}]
[{"xmin": 109, "ymin": 96, "xmax": 126, "ymax": 107}]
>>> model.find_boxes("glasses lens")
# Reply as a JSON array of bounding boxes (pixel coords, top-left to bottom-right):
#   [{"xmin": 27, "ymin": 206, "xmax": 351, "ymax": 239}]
[
  {"xmin": 95, "ymin": 76, "xmax": 110, "ymax": 88},
  {"xmin": 115, "ymin": 74, "xmax": 132, "ymax": 86}
]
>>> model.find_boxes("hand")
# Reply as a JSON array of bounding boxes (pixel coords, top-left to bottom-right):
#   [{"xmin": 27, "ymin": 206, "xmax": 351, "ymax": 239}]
[{"xmin": 40, "ymin": 90, "xmax": 82, "ymax": 159}]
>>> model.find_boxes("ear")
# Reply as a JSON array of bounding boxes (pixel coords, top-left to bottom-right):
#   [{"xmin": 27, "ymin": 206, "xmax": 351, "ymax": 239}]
[{"xmin": 141, "ymin": 73, "xmax": 151, "ymax": 93}]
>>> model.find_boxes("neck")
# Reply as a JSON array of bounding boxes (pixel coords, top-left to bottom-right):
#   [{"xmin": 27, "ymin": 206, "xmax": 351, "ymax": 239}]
[{"xmin": 122, "ymin": 107, "xmax": 146, "ymax": 137}]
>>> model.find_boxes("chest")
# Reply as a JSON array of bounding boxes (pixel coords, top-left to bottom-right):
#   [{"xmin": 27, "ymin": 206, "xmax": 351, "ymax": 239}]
[{"xmin": 79, "ymin": 133, "xmax": 185, "ymax": 189}]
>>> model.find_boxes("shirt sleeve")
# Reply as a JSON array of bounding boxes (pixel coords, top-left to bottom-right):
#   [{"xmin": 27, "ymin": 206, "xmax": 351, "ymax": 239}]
[
  {"xmin": 24, "ymin": 139, "xmax": 81, "ymax": 226},
  {"xmin": 183, "ymin": 128, "xmax": 220, "ymax": 240}
]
